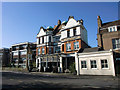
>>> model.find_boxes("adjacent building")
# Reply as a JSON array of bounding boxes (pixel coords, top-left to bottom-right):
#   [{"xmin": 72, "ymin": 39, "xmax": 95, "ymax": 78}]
[
  {"xmin": 97, "ymin": 16, "xmax": 120, "ymax": 75},
  {"xmin": 36, "ymin": 16, "xmax": 90, "ymax": 72},
  {"xmin": 10, "ymin": 42, "xmax": 36, "ymax": 69},
  {"xmin": 75, "ymin": 16, "xmax": 120, "ymax": 76},
  {"xmin": 75, "ymin": 48, "xmax": 116, "ymax": 76},
  {"xmin": 0, "ymin": 48, "xmax": 10, "ymax": 67}
]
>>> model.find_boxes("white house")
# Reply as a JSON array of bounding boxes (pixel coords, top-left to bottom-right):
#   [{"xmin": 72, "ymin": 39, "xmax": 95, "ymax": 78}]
[{"xmin": 75, "ymin": 48, "xmax": 116, "ymax": 76}]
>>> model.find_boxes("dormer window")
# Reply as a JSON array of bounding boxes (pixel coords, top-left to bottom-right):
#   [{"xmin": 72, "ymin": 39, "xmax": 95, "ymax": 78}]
[
  {"xmin": 108, "ymin": 26, "xmax": 117, "ymax": 32},
  {"xmin": 67, "ymin": 30, "xmax": 70, "ymax": 37},
  {"xmin": 42, "ymin": 36, "xmax": 44, "ymax": 44},
  {"xmin": 38, "ymin": 37, "xmax": 40, "ymax": 44},
  {"xmin": 73, "ymin": 28, "xmax": 76, "ymax": 36}
]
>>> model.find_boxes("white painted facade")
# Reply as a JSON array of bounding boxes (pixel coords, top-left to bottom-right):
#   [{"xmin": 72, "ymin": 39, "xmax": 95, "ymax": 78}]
[
  {"xmin": 60, "ymin": 18, "xmax": 88, "ymax": 44},
  {"xmin": 75, "ymin": 50, "xmax": 115, "ymax": 76},
  {"xmin": 37, "ymin": 28, "xmax": 53, "ymax": 47}
]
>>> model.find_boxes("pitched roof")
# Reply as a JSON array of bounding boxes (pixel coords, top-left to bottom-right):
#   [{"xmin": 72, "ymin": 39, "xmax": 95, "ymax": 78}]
[
  {"xmin": 53, "ymin": 24, "xmax": 62, "ymax": 35},
  {"xmin": 101, "ymin": 20, "xmax": 120, "ymax": 28},
  {"xmin": 78, "ymin": 47, "xmax": 103, "ymax": 53}
]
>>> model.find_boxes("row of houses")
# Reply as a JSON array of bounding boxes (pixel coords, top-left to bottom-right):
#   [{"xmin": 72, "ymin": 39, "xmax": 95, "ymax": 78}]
[{"xmin": 1, "ymin": 16, "xmax": 120, "ymax": 76}]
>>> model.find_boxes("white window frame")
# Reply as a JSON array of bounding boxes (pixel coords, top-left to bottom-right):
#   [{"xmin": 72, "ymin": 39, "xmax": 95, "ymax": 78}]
[
  {"xmin": 20, "ymin": 51, "xmax": 27, "ymax": 55},
  {"xmin": 66, "ymin": 43, "xmax": 71, "ymax": 51},
  {"xmin": 90, "ymin": 60, "xmax": 97, "ymax": 69},
  {"xmin": 108, "ymin": 26, "xmax": 117, "ymax": 32},
  {"xmin": 112, "ymin": 38, "xmax": 120, "ymax": 49},
  {"xmin": 42, "ymin": 47, "xmax": 45, "ymax": 54},
  {"xmin": 38, "ymin": 49, "xmax": 40, "ymax": 55},
  {"xmin": 101, "ymin": 59, "xmax": 109, "ymax": 69},
  {"xmin": 73, "ymin": 28, "xmax": 77, "ymax": 36},
  {"xmin": 13, "ymin": 52, "xmax": 18, "ymax": 56},
  {"xmin": 74, "ymin": 41, "xmax": 79, "ymax": 50},
  {"xmin": 81, "ymin": 60, "xmax": 87, "ymax": 69}
]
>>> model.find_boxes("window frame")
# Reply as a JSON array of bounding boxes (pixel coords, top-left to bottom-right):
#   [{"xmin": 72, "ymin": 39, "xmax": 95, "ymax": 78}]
[
  {"xmin": 73, "ymin": 28, "xmax": 77, "ymax": 36},
  {"xmin": 67, "ymin": 30, "xmax": 70, "ymax": 38},
  {"xmin": 101, "ymin": 59, "xmax": 109, "ymax": 69},
  {"xmin": 39, "ymin": 37, "xmax": 40, "ymax": 44},
  {"xmin": 66, "ymin": 43, "xmax": 71, "ymax": 51},
  {"xmin": 81, "ymin": 60, "xmax": 87, "ymax": 69},
  {"xmin": 49, "ymin": 36, "xmax": 51, "ymax": 42},
  {"xmin": 90, "ymin": 60, "xmax": 97, "ymax": 69},
  {"xmin": 74, "ymin": 41, "xmax": 79, "ymax": 50},
  {"xmin": 112, "ymin": 38, "xmax": 120, "ymax": 49},
  {"xmin": 38, "ymin": 48, "xmax": 40, "ymax": 55},
  {"xmin": 13, "ymin": 52, "xmax": 18, "ymax": 56},
  {"xmin": 42, "ymin": 36, "xmax": 44, "ymax": 44},
  {"xmin": 20, "ymin": 51, "xmax": 27, "ymax": 55},
  {"xmin": 49, "ymin": 47, "xmax": 52, "ymax": 54},
  {"xmin": 108, "ymin": 26, "xmax": 117, "ymax": 32},
  {"xmin": 42, "ymin": 47, "xmax": 45, "ymax": 54}
]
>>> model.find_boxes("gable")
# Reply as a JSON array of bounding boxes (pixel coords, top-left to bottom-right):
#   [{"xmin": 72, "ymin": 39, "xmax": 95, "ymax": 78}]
[
  {"xmin": 37, "ymin": 28, "xmax": 46, "ymax": 37},
  {"xmin": 65, "ymin": 18, "xmax": 79, "ymax": 28}
]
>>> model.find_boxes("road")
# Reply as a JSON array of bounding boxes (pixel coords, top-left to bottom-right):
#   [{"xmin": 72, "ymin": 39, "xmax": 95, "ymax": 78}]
[{"xmin": 1, "ymin": 71, "xmax": 120, "ymax": 90}]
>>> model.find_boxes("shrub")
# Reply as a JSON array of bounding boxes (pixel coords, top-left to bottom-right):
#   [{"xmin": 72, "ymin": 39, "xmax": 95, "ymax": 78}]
[{"xmin": 69, "ymin": 62, "xmax": 76, "ymax": 73}]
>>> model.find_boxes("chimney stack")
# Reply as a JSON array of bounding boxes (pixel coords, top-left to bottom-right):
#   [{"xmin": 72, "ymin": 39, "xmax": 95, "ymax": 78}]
[
  {"xmin": 97, "ymin": 16, "xmax": 102, "ymax": 28},
  {"xmin": 80, "ymin": 19, "xmax": 83, "ymax": 25},
  {"xmin": 68, "ymin": 16, "xmax": 74, "ymax": 20},
  {"xmin": 57, "ymin": 20, "xmax": 61, "ymax": 25}
]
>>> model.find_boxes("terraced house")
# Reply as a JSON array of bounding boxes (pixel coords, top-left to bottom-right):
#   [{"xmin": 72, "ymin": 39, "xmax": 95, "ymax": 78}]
[
  {"xmin": 10, "ymin": 42, "xmax": 36, "ymax": 69},
  {"xmin": 36, "ymin": 16, "xmax": 90, "ymax": 72}
]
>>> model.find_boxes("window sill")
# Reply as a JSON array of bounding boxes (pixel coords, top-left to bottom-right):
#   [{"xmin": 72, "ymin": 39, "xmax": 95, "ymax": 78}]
[
  {"xmin": 101, "ymin": 68, "xmax": 109, "ymax": 70},
  {"xmin": 74, "ymin": 48, "xmax": 79, "ymax": 50},
  {"xmin": 81, "ymin": 68, "xmax": 87, "ymax": 70},
  {"xmin": 66, "ymin": 50, "xmax": 71, "ymax": 52},
  {"xmin": 91, "ymin": 68, "xmax": 98, "ymax": 70}
]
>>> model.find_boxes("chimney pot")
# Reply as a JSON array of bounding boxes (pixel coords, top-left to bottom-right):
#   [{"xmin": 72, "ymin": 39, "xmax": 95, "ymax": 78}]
[{"xmin": 68, "ymin": 16, "xmax": 74, "ymax": 20}]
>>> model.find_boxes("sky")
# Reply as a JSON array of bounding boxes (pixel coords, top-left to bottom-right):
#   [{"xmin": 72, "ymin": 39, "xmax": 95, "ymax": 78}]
[{"xmin": 2, "ymin": 2, "xmax": 118, "ymax": 48}]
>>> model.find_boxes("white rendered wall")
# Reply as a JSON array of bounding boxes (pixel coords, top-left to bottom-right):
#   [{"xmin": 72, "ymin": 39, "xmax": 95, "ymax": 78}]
[
  {"xmin": 65, "ymin": 18, "xmax": 79, "ymax": 29},
  {"xmin": 60, "ymin": 18, "xmax": 88, "ymax": 44},
  {"xmin": 77, "ymin": 51, "xmax": 115, "ymax": 76},
  {"xmin": 37, "ymin": 28, "xmax": 46, "ymax": 37}
]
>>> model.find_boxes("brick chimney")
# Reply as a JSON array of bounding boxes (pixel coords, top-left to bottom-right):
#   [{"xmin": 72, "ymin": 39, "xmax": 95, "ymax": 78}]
[
  {"xmin": 57, "ymin": 20, "xmax": 61, "ymax": 25},
  {"xmin": 97, "ymin": 16, "xmax": 102, "ymax": 28}
]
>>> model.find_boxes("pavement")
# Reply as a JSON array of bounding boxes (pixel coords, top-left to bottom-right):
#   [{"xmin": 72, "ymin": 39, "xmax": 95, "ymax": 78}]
[{"xmin": 1, "ymin": 70, "xmax": 120, "ymax": 90}]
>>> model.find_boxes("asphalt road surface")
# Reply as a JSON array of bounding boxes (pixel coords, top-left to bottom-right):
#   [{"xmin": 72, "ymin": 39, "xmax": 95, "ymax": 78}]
[{"xmin": 1, "ymin": 71, "xmax": 120, "ymax": 90}]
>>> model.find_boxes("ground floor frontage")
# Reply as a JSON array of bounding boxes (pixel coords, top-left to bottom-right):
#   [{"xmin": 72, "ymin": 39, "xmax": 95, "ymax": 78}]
[
  {"xmin": 36, "ymin": 50, "xmax": 120, "ymax": 76},
  {"xmin": 36, "ymin": 54, "xmax": 76, "ymax": 73}
]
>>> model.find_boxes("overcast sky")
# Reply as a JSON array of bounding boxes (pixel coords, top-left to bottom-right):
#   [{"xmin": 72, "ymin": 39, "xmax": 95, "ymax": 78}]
[{"xmin": 2, "ymin": 2, "xmax": 118, "ymax": 48}]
